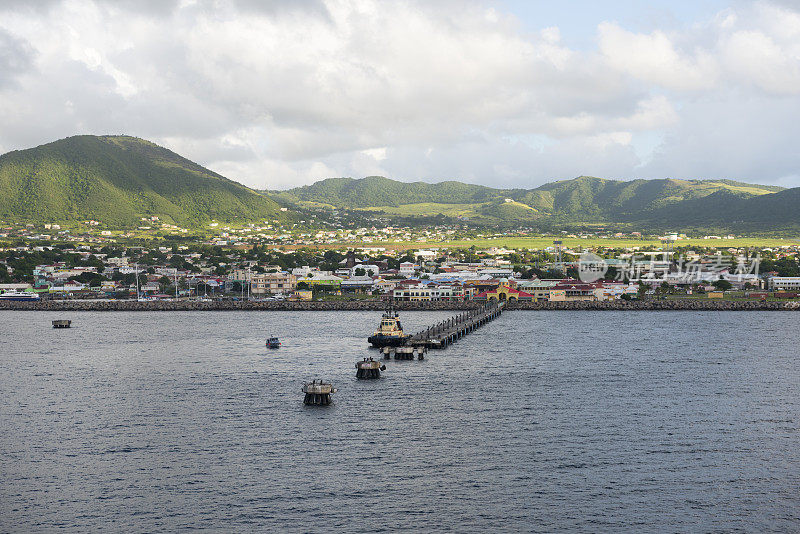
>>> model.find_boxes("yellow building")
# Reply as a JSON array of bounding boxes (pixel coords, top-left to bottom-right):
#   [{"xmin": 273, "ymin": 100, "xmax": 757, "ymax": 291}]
[
  {"xmin": 291, "ymin": 289, "xmax": 313, "ymax": 301},
  {"xmin": 474, "ymin": 279, "xmax": 534, "ymax": 302}
]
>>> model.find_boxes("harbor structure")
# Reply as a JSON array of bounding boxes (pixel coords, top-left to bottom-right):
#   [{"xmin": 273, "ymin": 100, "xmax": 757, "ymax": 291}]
[
  {"xmin": 302, "ymin": 380, "xmax": 337, "ymax": 405},
  {"xmin": 382, "ymin": 345, "xmax": 426, "ymax": 360},
  {"xmin": 52, "ymin": 319, "xmax": 71, "ymax": 328},
  {"xmin": 407, "ymin": 301, "xmax": 504, "ymax": 349},
  {"xmin": 356, "ymin": 357, "xmax": 386, "ymax": 378}
]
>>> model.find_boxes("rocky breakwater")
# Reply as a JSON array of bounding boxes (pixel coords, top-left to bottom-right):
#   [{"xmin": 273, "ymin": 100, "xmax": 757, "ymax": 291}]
[
  {"xmin": 0, "ymin": 299, "xmax": 485, "ymax": 312},
  {"xmin": 0, "ymin": 299, "xmax": 797, "ymax": 312},
  {"xmin": 508, "ymin": 300, "xmax": 800, "ymax": 311}
]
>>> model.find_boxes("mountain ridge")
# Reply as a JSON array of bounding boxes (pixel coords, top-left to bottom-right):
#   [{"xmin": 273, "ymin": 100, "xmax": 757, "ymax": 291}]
[{"xmin": 271, "ymin": 175, "xmax": 795, "ymax": 231}]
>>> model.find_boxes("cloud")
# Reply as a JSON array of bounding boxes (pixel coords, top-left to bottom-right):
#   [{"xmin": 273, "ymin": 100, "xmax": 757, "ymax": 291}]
[
  {"xmin": 0, "ymin": 0, "xmax": 798, "ymax": 189},
  {"xmin": 0, "ymin": 28, "xmax": 34, "ymax": 88},
  {"xmin": 598, "ymin": 22, "xmax": 719, "ymax": 91}
]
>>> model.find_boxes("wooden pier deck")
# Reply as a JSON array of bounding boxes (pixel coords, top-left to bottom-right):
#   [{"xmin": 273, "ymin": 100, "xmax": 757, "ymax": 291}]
[{"xmin": 407, "ymin": 301, "xmax": 505, "ymax": 349}]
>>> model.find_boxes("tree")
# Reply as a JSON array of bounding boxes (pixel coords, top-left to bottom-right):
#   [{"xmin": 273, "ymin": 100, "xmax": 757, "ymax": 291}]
[
  {"xmin": 712, "ymin": 279, "xmax": 732, "ymax": 291},
  {"xmin": 354, "ymin": 267, "xmax": 366, "ymax": 276}
]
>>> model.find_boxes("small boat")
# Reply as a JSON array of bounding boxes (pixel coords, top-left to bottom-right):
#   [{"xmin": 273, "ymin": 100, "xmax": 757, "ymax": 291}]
[
  {"xmin": 367, "ymin": 308, "xmax": 411, "ymax": 348},
  {"xmin": 266, "ymin": 336, "xmax": 281, "ymax": 349}
]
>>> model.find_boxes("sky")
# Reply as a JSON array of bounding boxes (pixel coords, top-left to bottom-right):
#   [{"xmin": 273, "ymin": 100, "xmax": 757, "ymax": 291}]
[{"xmin": 0, "ymin": 0, "xmax": 799, "ymax": 190}]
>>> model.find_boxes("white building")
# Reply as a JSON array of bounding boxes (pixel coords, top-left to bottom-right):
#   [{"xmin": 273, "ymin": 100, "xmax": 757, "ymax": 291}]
[
  {"xmin": 291, "ymin": 266, "xmax": 313, "ymax": 277},
  {"xmin": 399, "ymin": 262, "xmax": 416, "ymax": 276},
  {"xmin": 768, "ymin": 277, "xmax": 800, "ymax": 290},
  {"xmin": 350, "ymin": 264, "xmax": 380, "ymax": 277}
]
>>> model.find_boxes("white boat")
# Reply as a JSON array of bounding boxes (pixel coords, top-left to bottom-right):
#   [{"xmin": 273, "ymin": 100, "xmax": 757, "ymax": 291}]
[{"xmin": 0, "ymin": 290, "xmax": 41, "ymax": 301}]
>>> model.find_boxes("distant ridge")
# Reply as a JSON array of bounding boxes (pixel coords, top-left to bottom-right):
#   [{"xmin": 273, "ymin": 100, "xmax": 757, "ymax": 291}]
[
  {"xmin": 272, "ymin": 175, "xmax": 795, "ymax": 231},
  {"xmin": 0, "ymin": 135, "xmax": 284, "ymax": 226}
]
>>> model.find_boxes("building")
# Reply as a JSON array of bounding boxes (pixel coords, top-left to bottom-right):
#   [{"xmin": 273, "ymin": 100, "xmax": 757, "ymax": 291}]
[
  {"xmin": 768, "ymin": 277, "xmax": 800, "ymax": 291},
  {"xmin": 341, "ymin": 276, "xmax": 375, "ymax": 293},
  {"xmin": 399, "ymin": 262, "xmax": 416, "ymax": 276},
  {"xmin": 297, "ymin": 274, "xmax": 343, "ymax": 291},
  {"xmin": 350, "ymin": 264, "xmax": 380, "ymax": 277},
  {"xmin": 393, "ymin": 286, "xmax": 440, "ymax": 301},
  {"xmin": 473, "ymin": 279, "xmax": 534, "ymax": 302},
  {"xmin": 251, "ymin": 272, "xmax": 297, "ymax": 295},
  {"xmin": 291, "ymin": 289, "xmax": 313, "ymax": 301},
  {"xmin": 552, "ymin": 280, "xmax": 598, "ymax": 301},
  {"xmin": 436, "ymin": 283, "xmax": 475, "ymax": 301}
]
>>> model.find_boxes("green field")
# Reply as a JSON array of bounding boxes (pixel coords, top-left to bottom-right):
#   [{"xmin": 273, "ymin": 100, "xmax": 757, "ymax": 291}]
[
  {"xmin": 358, "ymin": 202, "xmax": 487, "ymax": 217},
  {"xmin": 361, "ymin": 236, "xmax": 799, "ymax": 251}
]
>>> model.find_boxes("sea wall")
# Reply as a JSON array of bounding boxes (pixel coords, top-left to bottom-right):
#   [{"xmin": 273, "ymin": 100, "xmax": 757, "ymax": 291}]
[{"xmin": 1, "ymin": 299, "xmax": 798, "ymax": 311}]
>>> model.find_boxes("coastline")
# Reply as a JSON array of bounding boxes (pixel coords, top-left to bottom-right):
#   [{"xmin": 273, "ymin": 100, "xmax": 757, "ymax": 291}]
[{"xmin": 1, "ymin": 299, "xmax": 798, "ymax": 311}]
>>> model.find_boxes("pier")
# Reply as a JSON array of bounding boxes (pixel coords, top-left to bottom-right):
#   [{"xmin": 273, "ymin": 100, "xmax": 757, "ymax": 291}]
[
  {"xmin": 407, "ymin": 301, "xmax": 505, "ymax": 349},
  {"xmin": 52, "ymin": 319, "xmax": 71, "ymax": 328}
]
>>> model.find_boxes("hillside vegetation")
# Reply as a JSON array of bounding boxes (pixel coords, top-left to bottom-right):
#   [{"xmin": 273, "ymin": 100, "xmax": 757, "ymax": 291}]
[
  {"xmin": 0, "ymin": 135, "xmax": 284, "ymax": 226},
  {"xmin": 274, "ymin": 175, "xmax": 796, "ymax": 232}
]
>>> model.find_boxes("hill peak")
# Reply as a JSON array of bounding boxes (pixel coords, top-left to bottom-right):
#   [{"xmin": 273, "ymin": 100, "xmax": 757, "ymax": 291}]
[{"xmin": 0, "ymin": 135, "xmax": 283, "ymax": 226}]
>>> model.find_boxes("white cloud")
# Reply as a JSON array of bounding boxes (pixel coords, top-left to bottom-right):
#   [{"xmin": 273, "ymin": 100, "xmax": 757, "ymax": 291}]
[
  {"xmin": 0, "ymin": 0, "xmax": 798, "ymax": 189},
  {"xmin": 598, "ymin": 22, "xmax": 719, "ymax": 91}
]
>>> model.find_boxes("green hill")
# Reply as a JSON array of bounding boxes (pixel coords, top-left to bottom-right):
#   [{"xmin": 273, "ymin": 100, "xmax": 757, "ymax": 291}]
[
  {"xmin": 274, "ymin": 176, "xmax": 498, "ymax": 208},
  {"xmin": 276, "ymin": 175, "xmax": 795, "ymax": 231},
  {"xmin": 0, "ymin": 135, "xmax": 284, "ymax": 227}
]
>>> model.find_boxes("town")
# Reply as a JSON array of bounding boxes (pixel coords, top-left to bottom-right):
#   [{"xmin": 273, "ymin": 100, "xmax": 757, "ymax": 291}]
[{"xmin": 1, "ymin": 228, "xmax": 799, "ymax": 303}]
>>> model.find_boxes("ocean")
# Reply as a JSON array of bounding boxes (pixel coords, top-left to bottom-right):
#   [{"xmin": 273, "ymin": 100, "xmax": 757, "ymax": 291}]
[{"xmin": 1, "ymin": 310, "xmax": 798, "ymax": 532}]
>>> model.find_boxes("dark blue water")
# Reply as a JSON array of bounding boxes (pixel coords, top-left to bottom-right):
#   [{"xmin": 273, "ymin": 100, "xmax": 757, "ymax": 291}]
[{"xmin": 1, "ymin": 311, "xmax": 798, "ymax": 532}]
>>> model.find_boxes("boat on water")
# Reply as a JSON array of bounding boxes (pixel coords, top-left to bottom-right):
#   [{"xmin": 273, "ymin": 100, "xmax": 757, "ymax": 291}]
[
  {"xmin": 266, "ymin": 336, "xmax": 281, "ymax": 349},
  {"xmin": 367, "ymin": 309, "xmax": 411, "ymax": 348},
  {"xmin": 0, "ymin": 290, "xmax": 41, "ymax": 302}
]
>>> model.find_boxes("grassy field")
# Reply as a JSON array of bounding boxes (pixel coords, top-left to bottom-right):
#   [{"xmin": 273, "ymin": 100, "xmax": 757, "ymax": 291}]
[
  {"xmin": 280, "ymin": 236, "xmax": 798, "ymax": 252},
  {"xmin": 366, "ymin": 236, "xmax": 799, "ymax": 251},
  {"xmin": 358, "ymin": 202, "xmax": 487, "ymax": 217}
]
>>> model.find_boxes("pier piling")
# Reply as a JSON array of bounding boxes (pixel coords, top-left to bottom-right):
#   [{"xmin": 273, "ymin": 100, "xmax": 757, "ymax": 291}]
[
  {"xmin": 356, "ymin": 357, "xmax": 386, "ymax": 379},
  {"xmin": 302, "ymin": 380, "xmax": 337, "ymax": 405}
]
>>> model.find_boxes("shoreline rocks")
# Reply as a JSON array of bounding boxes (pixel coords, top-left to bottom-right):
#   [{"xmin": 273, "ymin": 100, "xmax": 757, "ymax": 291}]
[{"xmin": 0, "ymin": 299, "xmax": 797, "ymax": 311}]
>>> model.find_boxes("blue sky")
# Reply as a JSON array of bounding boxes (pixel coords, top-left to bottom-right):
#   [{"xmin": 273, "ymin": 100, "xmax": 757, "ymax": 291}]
[
  {"xmin": 0, "ymin": 0, "xmax": 798, "ymax": 189},
  {"xmin": 499, "ymin": 0, "xmax": 731, "ymax": 46}
]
